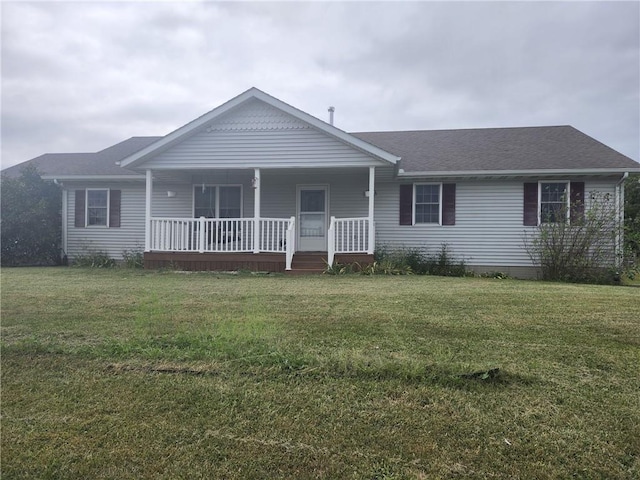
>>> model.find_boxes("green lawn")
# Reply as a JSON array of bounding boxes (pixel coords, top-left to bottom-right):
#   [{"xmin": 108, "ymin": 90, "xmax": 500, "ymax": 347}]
[{"xmin": 2, "ymin": 268, "xmax": 639, "ymax": 479}]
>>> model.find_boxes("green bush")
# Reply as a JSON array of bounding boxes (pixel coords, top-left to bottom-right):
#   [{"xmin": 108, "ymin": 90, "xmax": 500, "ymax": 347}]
[
  {"xmin": 425, "ymin": 244, "xmax": 469, "ymax": 277},
  {"xmin": 1, "ymin": 165, "xmax": 62, "ymax": 266},
  {"xmin": 479, "ymin": 271, "xmax": 511, "ymax": 279},
  {"xmin": 371, "ymin": 244, "xmax": 469, "ymax": 277},
  {"xmin": 324, "ymin": 262, "xmax": 354, "ymax": 275},
  {"xmin": 122, "ymin": 249, "xmax": 144, "ymax": 269},
  {"xmin": 73, "ymin": 251, "xmax": 117, "ymax": 268},
  {"xmin": 523, "ymin": 191, "xmax": 619, "ymax": 284}
]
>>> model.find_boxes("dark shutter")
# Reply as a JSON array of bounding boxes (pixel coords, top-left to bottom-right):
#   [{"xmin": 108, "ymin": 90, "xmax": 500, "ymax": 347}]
[
  {"xmin": 442, "ymin": 183, "xmax": 456, "ymax": 226},
  {"xmin": 399, "ymin": 184, "xmax": 413, "ymax": 225},
  {"xmin": 109, "ymin": 190, "xmax": 121, "ymax": 228},
  {"xmin": 75, "ymin": 190, "xmax": 86, "ymax": 227},
  {"xmin": 570, "ymin": 182, "xmax": 585, "ymax": 224},
  {"xmin": 523, "ymin": 183, "xmax": 538, "ymax": 226}
]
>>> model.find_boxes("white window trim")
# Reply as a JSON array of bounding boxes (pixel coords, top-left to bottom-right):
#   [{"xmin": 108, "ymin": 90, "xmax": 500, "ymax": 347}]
[
  {"xmin": 86, "ymin": 188, "xmax": 110, "ymax": 227},
  {"xmin": 538, "ymin": 180, "xmax": 570, "ymax": 224},
  {"xmin": 192, "ymin": 184, "xmax": 243, "ymax": 218},
  {"xmin": 413, "ymin": 183, "xmax": 442, "ymax": 226}
]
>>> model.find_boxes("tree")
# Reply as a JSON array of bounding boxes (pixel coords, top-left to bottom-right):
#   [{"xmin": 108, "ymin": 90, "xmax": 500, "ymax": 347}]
[
  {"xmin": 524, "ymin": 191, "xmax": 618, "ymax": 283},
  {"xmin": 1, "ymin": 165, "xmax": 62, "ymax": 266},
  {"xmin": 624, "ymin": 173, "xmax": 640, "ymax": 256}
]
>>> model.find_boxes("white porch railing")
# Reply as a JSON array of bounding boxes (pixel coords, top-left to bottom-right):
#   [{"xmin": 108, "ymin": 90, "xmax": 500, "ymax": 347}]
[
  {"xmin": 258, "ymin": 218, "xmax": 290, "ymax": 253},
  {"xmin": 149, "ymin": 217, "xmax": 291, "ymax": 254},
  {"xmin": 327, "ymin": 216, "xmax": 373, "ymax": 266},
  {"xmin": 149, "ymin": 215, "xmax": 371, "ymax": 270},
  {"xmin": 285, "ymin": 216, "xmax": 296, "ymax": 271}
]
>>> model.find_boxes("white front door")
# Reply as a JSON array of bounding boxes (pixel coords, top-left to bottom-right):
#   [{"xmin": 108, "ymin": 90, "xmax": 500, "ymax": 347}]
[{"xmin": 297, "ymin": 186, "xmax": 328, "ymax": 251}]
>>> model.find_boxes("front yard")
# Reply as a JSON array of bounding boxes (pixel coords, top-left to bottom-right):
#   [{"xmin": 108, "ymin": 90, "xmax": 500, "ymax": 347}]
[{"xmin": 1, "ymin": 268, "xmax": 639, "ymax": 479}]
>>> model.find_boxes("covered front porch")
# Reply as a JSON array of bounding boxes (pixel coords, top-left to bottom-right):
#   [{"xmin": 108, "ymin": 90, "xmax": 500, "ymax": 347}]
[{"xmin": 142, "ymin": 166, "xmax": 378, "ymax": 272}]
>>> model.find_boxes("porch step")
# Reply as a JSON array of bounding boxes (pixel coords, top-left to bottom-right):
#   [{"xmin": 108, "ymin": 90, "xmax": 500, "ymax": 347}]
[{"xmin": 287, "ymin": 252, "xmax": 327, "ymax": 275}]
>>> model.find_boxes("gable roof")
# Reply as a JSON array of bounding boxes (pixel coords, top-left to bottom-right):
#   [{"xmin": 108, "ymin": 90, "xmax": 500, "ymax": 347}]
[
  {"xmin": 2, "ymin": 136, "xmax": 161, "ymax": 180},
  {"xmin": 353, "ymin": 126, "xmax": 639, "ymax": 176},
  {"xmin": 119, "ymin": 87, "xmax": 401, "ymax": 168},
  {"xmin": 3, "ymin": 89, "xmax": 638, "ymax": 180}
]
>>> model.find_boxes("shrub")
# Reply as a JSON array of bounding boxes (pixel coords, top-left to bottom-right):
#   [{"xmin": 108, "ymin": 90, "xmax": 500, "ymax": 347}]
[
  {"xmin": 425, "ymin": 244, "xmax": 469, "ymax": 277},
  {"xmin": 372, "ymin": 244, "xmax": 469, "ymax": 277},
  {"xmin": 122, "ymin": 249, "xmax": 144, "ymax": 269},
  {"xmin": 479, "ymin": 271, "xmax": 511, "ymax": 279},
  {"xmin": 523, "ymin": 191, "xmax": 619, "ymax": 283},
  {"xmin": 359, "ymin": 260, "xmax": 412, "ymax": 275},
  {"xmin": 324, "ymin": 262, "xmax": 354, "ymax": 275},
  {"xmin": 73, "ymin": 251, "xmax": 117, "ymax": 268}
]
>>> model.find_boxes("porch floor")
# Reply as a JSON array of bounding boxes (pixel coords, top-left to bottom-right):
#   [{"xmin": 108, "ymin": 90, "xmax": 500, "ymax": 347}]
[{"xmin": 143, "ymin": 252, "xmax": 373, "ymax": 274}]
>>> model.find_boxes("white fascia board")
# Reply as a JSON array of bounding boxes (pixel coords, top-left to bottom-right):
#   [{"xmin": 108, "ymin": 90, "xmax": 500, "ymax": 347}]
[
  {"xmin": 397, "ymin": 167, "xmax": 639, "ymax": 178},
  {"xmin": 146, "ymin": 161, "xmax": 389, "ymax": 170},
  {"xmin": 120, "ymin": 87, "xmax": 400, "ymax": 168},
  {"xmin": 42, "ymin": 175, "xmax": 145, "ymax": 181}
]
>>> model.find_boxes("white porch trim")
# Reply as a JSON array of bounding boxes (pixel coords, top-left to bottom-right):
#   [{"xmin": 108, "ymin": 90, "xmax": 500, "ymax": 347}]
[
  {"xmin": 253, "ymin": 168, "xmax": 261, "ymax": 253},
  {"xmin": 368, "ymin": 166, "xmax": 375, "ymax": 254},
  {"xmin": 145, "ymin": 169, "xmax": 152, "ymax": 252}
]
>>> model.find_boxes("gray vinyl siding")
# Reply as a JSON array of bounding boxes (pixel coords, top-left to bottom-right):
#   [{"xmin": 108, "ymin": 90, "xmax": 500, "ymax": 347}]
[
  {"xmin": 141, "ymin": 100, "xmax": 388, "ymax": 170},
  {"xmin": 260, "ymin": 169, "xmax": 372, "ymax": 219},
  {"xmin": 374, "ymin": 178, "xmax": 618, "ymax": 267},
  {"xmin": 152, "ymin": 171, "xmax": 256, "ymax": 218},
  {"xmin": 145, "ymin": 129, "xmax": 387, "ymax": 169},
  {"xmin": 150, "ymin": 168, "xmax": 375, "ymax": 220},
  {"xmin": 66, "ymin": 183, "xmax": 146, "ymax": 260},
  {"xmin": 64, "ymin": 174, "xmax": 620, "ymax": 268}
]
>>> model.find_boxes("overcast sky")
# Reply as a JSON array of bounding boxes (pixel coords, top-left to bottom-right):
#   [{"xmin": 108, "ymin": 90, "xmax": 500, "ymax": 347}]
[{"xmin": 2, "ymin": 0, "xmax": 639, "ymax": 170}]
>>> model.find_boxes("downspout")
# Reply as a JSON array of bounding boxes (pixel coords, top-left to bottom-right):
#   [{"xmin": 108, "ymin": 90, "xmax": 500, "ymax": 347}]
[
  {"xmin": 54, "ymin": 179, "xmax": 68, "ymax": 264},
  {"xmin": 615, "ymin": 172, "xmax": 629, "ymax": 270}
]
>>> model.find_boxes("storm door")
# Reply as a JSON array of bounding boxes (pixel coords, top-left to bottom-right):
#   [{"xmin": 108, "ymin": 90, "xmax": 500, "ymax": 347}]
[{"xmin": 297, "ymin": 186, "xmax": 328, "ymax": 251}]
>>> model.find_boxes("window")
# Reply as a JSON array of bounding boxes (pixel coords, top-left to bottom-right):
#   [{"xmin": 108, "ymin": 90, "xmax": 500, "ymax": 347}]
[
  {"xmin": 194, "ymin": 185, "xmax": 242, "ymax": 218},
  {"xmin": 523, "ymin": 182, "xmax": 584, "ymax": 226},
  {"xmin": 540, "ymin": 182, "xmax": 569, "ymax": 223},
  {"xmin": 414, "ymin": 184, "xmax": 441, "ymax": 224},
  {"xmin": 87, "ymin": 189, "xmax": 109, "ymax": 226},
  {"xmin": 399, "ymin": 183, "xmax": 456, "ymax": 226},
  {"xmin": 219, "ymin": 186, "xmax": 242, "ymax": 218},
  {"xmin": 74, "ymin": 189, "xmax": 120, "ymax": 228}
]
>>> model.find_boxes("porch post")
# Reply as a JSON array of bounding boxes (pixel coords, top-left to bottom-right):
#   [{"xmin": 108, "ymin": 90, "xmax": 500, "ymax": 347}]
[
  {"xmin": 61, "ymin": 189, "xmax": 68, "ymax": 259},
  {"xmin": 145, "ymin": 169, "xmax": 152, "ymax": 252},
  {"xmin": 367, "ymin": 166, "xmax": 375, "ymax": 254},
  {"xmin": 253, "ymin": 168, "xmax": 261, "ymax": 253}
]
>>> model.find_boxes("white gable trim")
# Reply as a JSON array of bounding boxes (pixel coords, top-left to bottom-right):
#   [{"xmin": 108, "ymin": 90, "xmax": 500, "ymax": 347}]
[{"xmin": 119, "ymin": 88, "xmax": 400, "ymax": 169}]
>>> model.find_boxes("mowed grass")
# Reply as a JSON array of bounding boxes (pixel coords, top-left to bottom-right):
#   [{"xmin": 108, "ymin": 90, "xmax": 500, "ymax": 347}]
[{"xmin": 1, "ymin": 268, "xmax": 639, "ymax": 479}]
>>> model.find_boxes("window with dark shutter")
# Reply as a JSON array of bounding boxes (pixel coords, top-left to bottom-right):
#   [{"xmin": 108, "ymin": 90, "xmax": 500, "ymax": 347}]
[
  {"xmin": 570, "ymin": 182, "xmax": 585, "ymax": 224},
  {"xmin": 109, "ymin": 190, "xmax": 121, "ymax": 227},
  {"xmin": 75, "ymin": 190, "xmax": 86, "ymax": 227},
  {"xmin": 523, "ymin": 183, "xmax": 538, "ymax": 226},
  {"xmin": 75, "ymin": 189, "xmax": 121, "ymax": 228},
  {"xmin": 442, "ymin": 183, "xmax": 456, "ymax": 226},
  {"xmin": 399, "ymin": 184, "xmax": 413, "ymax": 225}
]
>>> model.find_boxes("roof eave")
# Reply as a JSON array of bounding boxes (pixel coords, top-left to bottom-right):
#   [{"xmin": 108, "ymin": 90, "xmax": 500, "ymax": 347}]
[
  {"xmin": 397, "ymin": 167, "xmax": 640, "ymax": 178},
  {"xmin": 42, "ymin": 175, "xmax": 146, "ymax": 181}
]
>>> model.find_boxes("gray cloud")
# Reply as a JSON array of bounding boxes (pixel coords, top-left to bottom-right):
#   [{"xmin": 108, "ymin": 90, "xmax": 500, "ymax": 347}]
[{"xmin": 2, "ymin": 1, "xmax": 638, "ymax": 169}]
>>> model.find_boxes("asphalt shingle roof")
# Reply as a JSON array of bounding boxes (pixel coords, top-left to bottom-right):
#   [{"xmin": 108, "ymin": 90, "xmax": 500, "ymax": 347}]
[
  {"xmin": 352, "ymin": 126, "xmax": 639, "ymax": 173},
  {"xmin": 1, "ymin": 136, "xmax": 161, "ymax": 178},
  {"xmin": 2, "ymin": 126, "xmax": 637, "ymax": 178}
]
